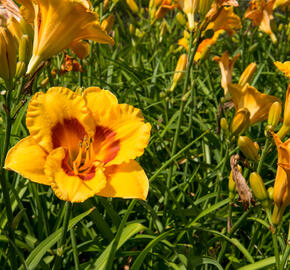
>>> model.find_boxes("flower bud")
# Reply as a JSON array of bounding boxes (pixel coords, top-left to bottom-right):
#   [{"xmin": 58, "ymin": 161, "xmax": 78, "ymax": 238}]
[
  {"xmin": 170, "ymin": 54, "xmax": 187, "ymax": 92},
  {"xmin": 220, "ymin": 117, "xmax": 229, "ymax": 131},
  {"xmin": 231, "ymin": 108, "xmax": 250, "ymax": 136},
  {"xmin": 129, "ymin": 24, "xmax": 135, "ymax": 35},
  {"xmin": 239, "ymin": 63, "xmax": 257, "ymax": 87},
  {"xmin": 267, "ymin": 187, "xmax": 274, "ymax": 200},
  {"xmin": 15, "ymin": 61, "xmax": 26, "ymax": 78},
  {"xmin": 0, "ymin": 27, "xmax": 17, "ymax": 81},
  {"xmin": 126, "ymin": 0, "xmax": 139, "ymax": 14},
  {"xmin": 176, "ymin": 12, "xmax": 187, "ymax": 26},
  {"xmin": 19, "ymin": 34, "xmax": 32, "ymax": 64},
  {"xmin": 199, "ymin": 0, "xmax": 212, "ymax": 16},
  {"xmin": 238, "ymin": 136, "xmax": 260, "ymax": 161},
  {"xmin": 101, "ymin": 14, "xmax": 115, "ymax": 33},
  {"xmin": 228, "ymin": 170, "xmax": 236, "ymax": 201},
  {"xmin": 267, "ymin": 101, "xmax": 282, "ymax": 130},
  {"xmin": 249, "ymin": 172, "xmax": 270, "ymax": 208}
]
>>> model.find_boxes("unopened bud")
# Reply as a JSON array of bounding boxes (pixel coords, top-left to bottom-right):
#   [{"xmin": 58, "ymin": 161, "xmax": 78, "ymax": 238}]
[
  {"xmin": 19, "ymin": 34, "xmax": 32, "ymax": 64},
  {"xmin": 228, "ymin": 170, "xmax": 236, "ymax": 201},
  {"xmin": 239, "ymin": 63, "xmax": 257, "ymax": 87},
  {"xmin": 170, "ymin": 54, "xmax": 187, "ymax": 92},
  {"xmin": 267, "ymin": 101, "xmax": 282, "ymax": 129},
  {"xmin": 238, "ymin": 136, "xmax": 260, "ymax": 161},
  {"xmin": 0, "ymin": 27, "xmax": 17, "ymax": 81},
  {"xmin": 126, "ymin": 0, "xmax": 139, "ymax": 14},
  {"xmin": 249, "ymin": 172, "xmax": 270, "ymax": 208},
  {"xmin": 40, "ymin": 77, "xmax": 49, "ymax": 87},
  {"xmin": 129, "ymin": 24, "xmax": 135, "ymax": 35},
  {"xmin": 176, "ymin": 12, "xmax": 187, "ymax": 26},
  {"xmin": 231, "ymin": 108, "xmax": 250, "ymax": 136},
  {"xmin": 220, "ymin": 117, "xmax": 229, "ymax": 131},
  {"xmin": 199, "ymin": 0, "xmax": 212, "ymax": 16},
  {"xmin": 267, "ymin": 187, "xmax": 274, "ymax": 200},
  {"xmin": 101, "ymin": 14, "xmax": 115, "ymax": 33},
  {"xmin": 15, "ymin": 61, "xmax": 26, "ymax": 78}
]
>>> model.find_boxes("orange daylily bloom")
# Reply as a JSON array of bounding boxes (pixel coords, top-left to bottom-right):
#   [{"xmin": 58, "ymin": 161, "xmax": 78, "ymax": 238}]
[
  {"xmin": 212, "ymin": 51, "xmax": 240, "ymax": 97},
  {"xmin": 17, "ymin": 0, "xmax": 114, "ymax": 74},
  {"xmin": 228, "ymin": 83, "xmax": 280, "ymax": 125},
  {"xmin": 206, "ymin": 6, "xmax": 241, "ymax": 36},
  {"xmin": 0, "ymin": 0, "xmax": 21, "ymax": 26},
  {"xmin": 244, "ymin": 0, "xmax": 276, "ymax": 43},
  {"xmin": 5, "ymin": 87, "xmax": 151, "ymax": 202},
  {"xmin": 150, "ymin": 0, "xmax": 176, "ymax": 21},
  {"xmin": 205, "ymin": 0, "xmax": 238, "ymax": 23},
  {"xmin": 274, "ymin": 0, "xmax": 290, "ymax": 9},
  {"xmin": 274, "ymin": 61, "xmax": 290, "ymax": 79},
  {"xmin": 60, "ymin": 54, "xmax": 84, "ymax": 75},
  {"xmin": 271, "ymin": 133, "xmax": 290, "ymax": 224}
]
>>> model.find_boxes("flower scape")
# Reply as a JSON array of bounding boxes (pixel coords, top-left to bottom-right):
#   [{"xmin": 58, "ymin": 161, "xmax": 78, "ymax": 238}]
[{"xmin": 0, "ymin": 0, "xmax": 289, "ymax": 269}]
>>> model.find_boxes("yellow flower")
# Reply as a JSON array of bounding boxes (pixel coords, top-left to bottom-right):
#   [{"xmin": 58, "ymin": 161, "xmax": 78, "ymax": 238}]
[
  {"xmin": 228, "ymin": 83, "xmax": 280, "ymax": 125},
  {"xmin": 206, "ymin": 6, "xmax": 241, "ymax": 36},
  {"xmin": 244, "ymin": 0, "xmax": 277, "ymax": 43},
  {"xmin": 277, "ymin": 85, "xmax": 290, "ymax": 139},
  {"xmin": 212, "ymin": 51, "xmax": 240, "ymax": 97},
  {"xmin": 274, "ymin": 0, "xmax": 290, "ymax": 9},
  {"xmin": 17, "ymin": 0, "xmax": 114, "ymax": 74},
  {"xmin": 271, "ymin": 132, "xmax": 290, "ymax": 224},
  {"xmin": 177, "ymin": 0, "xmax": 199, "ymax": 30},
  {"xmin": 150, "ymin": 0, "xmax": 176, "ymax": 22},
  {"xmin": 0, "ymin": 0, "xmax": 21, "ymax": 26},
  {"xmin": 274, "ymin": 61, "xmax": 290, "ymax": 79},
  {"xmin": 5, "ymin": 87, "xmax": 151, "ymax": 202}
]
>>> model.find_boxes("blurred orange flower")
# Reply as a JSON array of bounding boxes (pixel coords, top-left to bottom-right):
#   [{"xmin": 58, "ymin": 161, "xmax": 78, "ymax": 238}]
[
  {"xmin": 5, "ymin": 87, "xmax": 151, "ymax": 202},
  {"xmin": 271, "ymin": 133, "xmax": 290, "ymax": 224},
  {"xmin": 213, "ymin": 51, "xmax": 240, "ymax": 97},
  {"xmin": 228, "ymin": 83, "xmax": 280, "ymax": 125},
  {"xmin": 60, "ymin": 54, "xmax": 84, "ymax": 75},
  {"xmin": 17, "ymin": 0, "xmax": 114, "ymax": 74},
  {"xmin": 244, "ymin": 0, "xmax": 276, "ymax": 43},
  {"xmin": 274, "ymin": 61, "xmax": 290, "ymax": 79}
]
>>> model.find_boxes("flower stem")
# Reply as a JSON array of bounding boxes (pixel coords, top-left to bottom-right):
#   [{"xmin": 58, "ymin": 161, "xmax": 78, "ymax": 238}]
[
  {"xmin": 164, "ymin": 29, "xmax": 201, "ymax": 224},
  {"xmin": 257, "ymin": 136, "xmax": 271, "ymax": 175},
  {"xmin": 280, "ymin": 222, "xmax": 290, "ymax": 270},
  {"xmin": 70, "ymin": 227, "xmax": 80, "ymax": 270},
  {"xmin": 266, "ymin": 208, "xmax": 280, "ymax": 269},
  {"xmin": 0, "ymin": 89, "xmax": 16, "ymax": 268},
  {"xmin": 53, "ymin": 202, "xmax": 72, "ymax": 270}
]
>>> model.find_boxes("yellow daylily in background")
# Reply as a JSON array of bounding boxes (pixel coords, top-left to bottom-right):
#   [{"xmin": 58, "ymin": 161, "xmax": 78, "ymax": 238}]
[
  {"xmin": 212, "ymin": 51, "xmax": 240, "ymax": 97},
  {"xmin": 274, "ymin": 61, "xmax": 290, "ymax": 79},
  {"xmin": 271, "ymin": 133, "xmax": 290, "ymax": 224},
  {"xmin": 206, "ymin": 6, "xmax": 241, "ymax": 36},
  {"xmin": 178, "ymin": 0, "xmax": 199, "ymax": 30},
  {"xmin": 244, "ymin": 0, "xmax": 277, "ymax": 43},
  {"xmin": 0, "ymin": 0, "xmax": 21, "ymax": 26},
  {"xmin": 228, "ymin": 83, "xmax": 280, "ymax": 125},
  {"xmin": 274, "ymin": 0, "xmax": 290, "ymax": 9},
  {"xmin": 17, "ymin": 0, "xmax": 114, "ymax": 74},
  {"xmin": 5, "ymin": 87, "xmax": 151, "ymax": 202}
]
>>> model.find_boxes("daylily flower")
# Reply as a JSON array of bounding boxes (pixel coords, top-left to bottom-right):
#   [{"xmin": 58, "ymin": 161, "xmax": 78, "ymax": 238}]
[
  {"xmin": 274, "ymin": 61, "xmax": 290, "ymax": 79},
  {"xmin": 5, "ymin": 87, "xmax": 151, "ymax": 202},
  {"xmin": 16, "ymin": 0, "xmax": 114, "ymax": 74},
  {"xmin": 228, "ymin": 83, "xmax": 280, "ymax": 125},
  {"xmin": 206, "ymin": 6, "xmax": 241, "ymax": 36},
  {"xmin": 212, "ymin": 51, "xmax": 240, "ymax": 97},
  {"xmin": 149, "ymin": 0, "xmax": 176, "ymax": 22},
  {"xmin": 178, "ymin": 0, "xmax": 199, "ymax": 30},
  {"xmin": 0, "ymin": 0, "xmax": 21, "ymax": 26},
  {"xmin": 274, "ymin": 0, "xmax": 290, "ymax": 9},
  {"xmin": 244, "ymin": 0, "xmax": 277, "ymax": 43},
  {"xmin": 271, "ymin": 133, "xmax": 290, "ymax": 224},
  {"xmin": 60, "ymin": 54, "xmax": 84, "ymax": 75},
  {"xmin": 277, "ymin": 85, "xmax": 290, "ymax": 139}
]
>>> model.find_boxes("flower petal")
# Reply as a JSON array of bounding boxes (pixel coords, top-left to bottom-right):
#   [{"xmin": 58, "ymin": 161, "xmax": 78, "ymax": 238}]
[
  {"xmin": 96, "ymin": 160, "xmax": 149, "ymax": 200},
  {"xmin": 44, "ymin": 147, "xmax": 106, "ymax": 202},
  {"xmin": 69, "ymin": 40, "xmax": 90, "ymax": 59},
  {"xmin": 26, "ymin": 87, "xmax": 95, "ymax": 152},
  {"xmin": 4, "ymin": 136, "xmax": 50, "ymax": 185}
]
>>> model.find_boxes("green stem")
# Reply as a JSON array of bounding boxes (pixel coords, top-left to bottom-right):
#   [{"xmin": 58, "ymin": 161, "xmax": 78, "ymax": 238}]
[
  {"xmin": 0, "ymin": 89, "xmax": 16, "ymax": 268},
  {"xmin": 280, "ymin": 222, "xmax": 290, "ymax": 269},
  {"xmin": 266, "ymin": 208, "xmax": 280, "ymax": 269},
  {"xmin": 164, "ymin": 29, "xmax": 201, "ymax": 223},
  {"xmin": 53, "ymin": 202, "xmax": 72, "ymax": 270},
  {"xmin": 70, "ymin": 228, "xmax": 80, "ymax": 270},
  {"xmin": 257, "ymin": 136, "xmax": 271, "ymax": 175}
]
